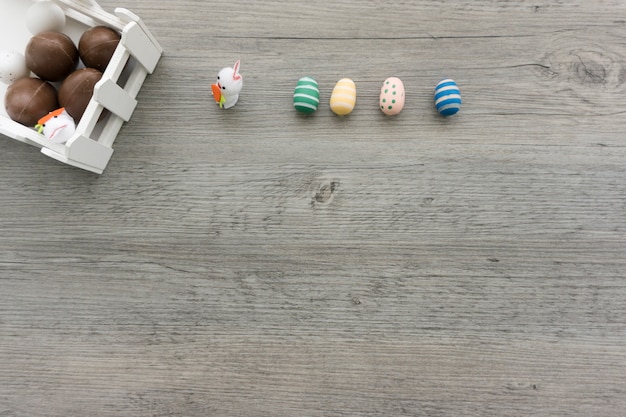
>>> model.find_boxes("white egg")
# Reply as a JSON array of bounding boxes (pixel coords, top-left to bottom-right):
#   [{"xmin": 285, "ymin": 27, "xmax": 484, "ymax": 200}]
[
  {"xmin": 25, "ymin": 1, "xmax": 66, "ymax": 34},
  {"xmin": 0, "ymin": 50, "xmax": 30, "ymax": 84}
]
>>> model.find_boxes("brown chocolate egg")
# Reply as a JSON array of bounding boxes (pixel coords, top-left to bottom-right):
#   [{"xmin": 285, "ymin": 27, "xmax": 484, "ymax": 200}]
[
  {"xmin": 4, "ymin": 77, "xmax": 58, "ymax": 126},
  {"xmin": 25, "ymin": 31, "xmax": 79, "ymax": 82},
  {"xmin": 58, "ymin": 68, "xmax": 102, "ymax": 121},
  {"xmin": 79, "ymin": 26, "xmax": 121, "ymax": 71}
]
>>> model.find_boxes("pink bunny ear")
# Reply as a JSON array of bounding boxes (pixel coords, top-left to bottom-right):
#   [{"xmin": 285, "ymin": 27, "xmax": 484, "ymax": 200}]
[{"xmin": 232, "ymin": 60, "xmax": 242, "ymax": 81}]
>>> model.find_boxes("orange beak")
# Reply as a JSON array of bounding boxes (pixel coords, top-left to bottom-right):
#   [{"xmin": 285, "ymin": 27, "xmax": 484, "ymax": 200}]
[
  {"xmin": 212, "ymin": 83, "xmax": 221, "ymax": 102},
  {"xmin": 37, "ymin": 107, "xmax": 66, "ymax": 125}
]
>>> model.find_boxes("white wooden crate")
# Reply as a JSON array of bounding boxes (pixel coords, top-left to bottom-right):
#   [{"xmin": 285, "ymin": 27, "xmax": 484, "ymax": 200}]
[{"xmin": 0, "ymin": 0, "xmax": 162, "ymax": 174}]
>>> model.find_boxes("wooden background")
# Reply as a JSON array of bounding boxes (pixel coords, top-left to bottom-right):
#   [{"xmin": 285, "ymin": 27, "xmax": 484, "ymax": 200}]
[{"xmin": 1, "ymin": 1, "xmax": 625, "ymax": 416}]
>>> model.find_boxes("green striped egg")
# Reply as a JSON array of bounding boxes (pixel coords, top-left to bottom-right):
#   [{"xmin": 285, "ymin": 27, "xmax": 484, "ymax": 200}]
[{"xmin": 293, "ymin": 76, "xmax": 320, "ymax": 114}]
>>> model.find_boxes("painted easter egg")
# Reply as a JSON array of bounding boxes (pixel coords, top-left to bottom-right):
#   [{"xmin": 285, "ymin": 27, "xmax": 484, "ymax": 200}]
[
  {"xmin": 330, "ymin": 78, "xmax": 356, "ymax": 116},
  {"xmin": 434, "ymin": 79, "xmax": 461, "ymax": 116},
  {"xmin": 293, "ymin": 76, "xmax": 320, "ymax": 114},
  {"xmin": 379, "ymin": 77, "xmax": 405, "ymax": 116}
]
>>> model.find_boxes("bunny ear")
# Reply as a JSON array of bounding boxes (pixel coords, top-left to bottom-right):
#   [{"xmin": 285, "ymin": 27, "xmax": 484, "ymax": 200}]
[{"xmin": 232, "ymin": 60, "xmax": 242, "ymax": 81}]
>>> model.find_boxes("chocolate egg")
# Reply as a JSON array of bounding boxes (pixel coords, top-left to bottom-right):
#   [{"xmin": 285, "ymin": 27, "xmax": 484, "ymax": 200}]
[
  {"xmin": 58, "ymin": 68, "xmax": 102, "ymax": 121},
  {"xmin": 79, "ymin": 26, "xmax": 121, "ymax": 71},
  {"xmin": 4, "ymin": 77, "xmax": 58, "ymax": 126},
  {"xmin": 434, "ymin": 79, "xmax": 461, "ymax": 116},
  {"xmin": 379, "ymin": 77, "xmax": 405, "ymax": 116},
  {"xmin": 25, "ymin": 31, "xmax": 79, "ymax": 82},
  {"xmin": 293, "ymin": 76, "xmax": 320, "ymax": 114},
  {"xmin": 330, "ymin": 78, "xmax": 356, "ymax": 116}
]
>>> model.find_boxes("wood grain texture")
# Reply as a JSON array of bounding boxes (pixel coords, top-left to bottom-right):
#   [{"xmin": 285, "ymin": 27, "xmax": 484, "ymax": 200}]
[{"xmin": 1, "ymin": 1, "xmax": 625, "ymax": 416}]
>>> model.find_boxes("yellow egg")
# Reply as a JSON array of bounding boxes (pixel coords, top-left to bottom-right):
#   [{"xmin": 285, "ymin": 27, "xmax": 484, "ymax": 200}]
[{"xmin": 330, "ymin": 78, "xmax": 356, "ymax": 116}]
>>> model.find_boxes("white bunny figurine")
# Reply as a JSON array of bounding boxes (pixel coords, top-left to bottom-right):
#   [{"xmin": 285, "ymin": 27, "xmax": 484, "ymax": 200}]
[
  {"xmin": 35, "ymin": 108, "xmax": 76, "ymax": 144},
  {"xmin": 211, "ymin": 60, "xmax": 243, "ymax": 109}
]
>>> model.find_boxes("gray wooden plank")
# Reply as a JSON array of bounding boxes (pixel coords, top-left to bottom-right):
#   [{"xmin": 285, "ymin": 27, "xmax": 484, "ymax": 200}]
[{"xmin": 1, "ymin": 0, "xmax": 625, "ymax": 416}]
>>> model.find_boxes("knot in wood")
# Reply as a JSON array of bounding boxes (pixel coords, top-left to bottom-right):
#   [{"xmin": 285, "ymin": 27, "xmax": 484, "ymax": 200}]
[
  {"xmin": 541, "ymin": 45, "xmax": 624, "ymax": 89},
  {"xmin": 312, "ymin": 180, "xmax": 339, "ymax": 206},
  {"xmin": 571, "ymin": 50, "xmax": 608, "ymax": 85}
]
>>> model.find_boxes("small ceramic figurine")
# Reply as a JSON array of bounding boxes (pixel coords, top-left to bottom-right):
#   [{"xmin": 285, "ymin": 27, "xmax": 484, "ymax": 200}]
[
  {"xmin": 211, "ymin": 60, "xmax": 242, "ymax": 109},
  {"xmin": 35, "ymin": 108, "xmax": 76, "ymax": 144}
]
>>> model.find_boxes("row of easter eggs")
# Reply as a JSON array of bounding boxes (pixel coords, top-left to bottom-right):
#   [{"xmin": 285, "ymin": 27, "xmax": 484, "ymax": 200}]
[
  {"xmin": 210, "ymin": 62, "xmax": 461, "ymax": 117},
  {"xmin": 293, "ymin": 77, "xmax": 461, "ymax": 117}
]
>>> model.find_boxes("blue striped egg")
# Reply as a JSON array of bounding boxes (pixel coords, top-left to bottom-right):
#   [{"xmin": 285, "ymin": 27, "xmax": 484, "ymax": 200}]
[
  {"xmin": 293, "ymin": 76, "xmax": 320, "ymax": 114},
  {"xmin": 434, "ymin": 79, "xmax": 461, "ymax": 116}
]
